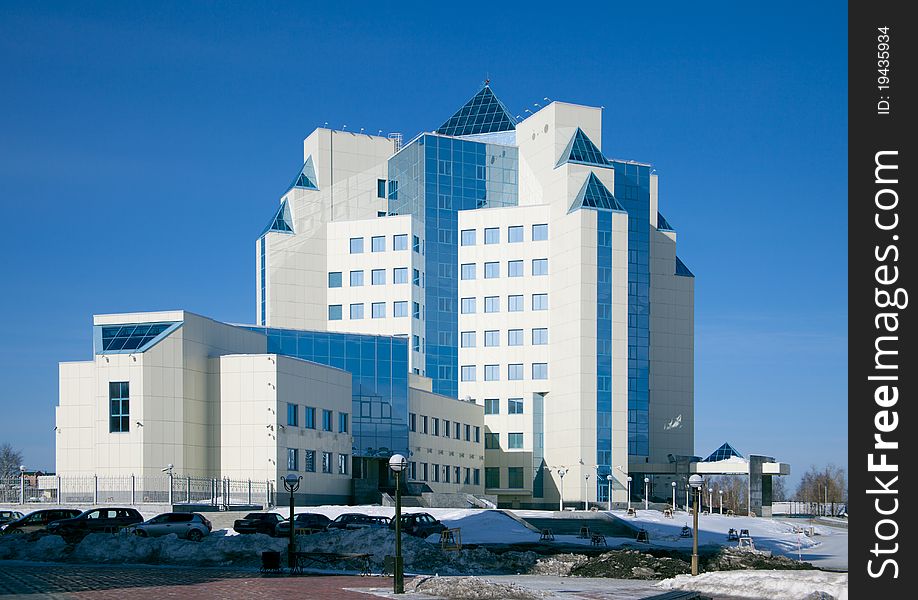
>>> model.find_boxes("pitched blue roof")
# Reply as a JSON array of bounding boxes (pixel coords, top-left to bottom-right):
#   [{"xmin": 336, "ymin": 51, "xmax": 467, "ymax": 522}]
[
  {"xmin": 703, "ymin": 442, "xmax": 743, "ymax": 462},
  {"xmin": 570, "ymin": 172, "xmax": 624, "ymax": 213},
  {"xmin": 436, "ymin": 85, "xmax": 517, "ymax": 137},
  {"xmin": 657, "ymin": 212, "xmax": 674, "ymax": 231},
  {"xmin": 557, "ymin": 128, "xmax": 611, "ymax": 168},
  {"xmin": 675, "ymin": 256, "xmax": 694, "ymax": 277},
  {"xmin": 264, "ymin": 199, "xmax": 294, "ymax": 234},
  {"xmin": 287, "ymin": 156, "xmax": 318, "ymax": 191}
]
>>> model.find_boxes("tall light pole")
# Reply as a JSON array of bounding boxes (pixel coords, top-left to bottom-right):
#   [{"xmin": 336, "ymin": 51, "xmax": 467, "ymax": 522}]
[
  {"xmin": 718, "ymin": 489, "xmax": 723, "ymax": 515},
  {"xmin": 626, "ymin": 476, "xmax": 632, "ymax": 511},
  {"xmin": 708, "ymin": 487, "xmax": 713, "ymax": 514},
  {"xmin": 671, "ymin": 481, "xmax": 677, "ymax": 511},
  {"xmin": 389, "ymin": 454, "xmax": 408, "ymax": 594},
  {"xmin": 584, "ymin": 473, "xmax": 590, "ymax": 510},
  {"xmin": 558, "ymin": 468, "xmax": 567, "ymax": 511},
  {"xmin": 689, "ymin": 474, "xmax": 704, "ymax": 576},
  {"xmin": 644, "ymin": 477, "xmax": 650, "ymax": 510},
  {"xmin": 282, "ymin": 474, "xmax": 301, "ymax": 569},
  {"xmin": 19, "ymin": 465, "xmax": 26, "ymax": 505},
  {"xmin": 606, "ymin": 474, "xmax": 613, "ymax": 511}
]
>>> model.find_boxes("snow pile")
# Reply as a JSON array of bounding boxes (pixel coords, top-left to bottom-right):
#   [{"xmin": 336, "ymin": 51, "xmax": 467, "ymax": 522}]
[
  {"xmin": 657, "ymin": 570, "xmax": 848, "ymax": 600},
  {"xmin": 0, "ymin": 533, "xmax": 69, "ymax": 561},
  {"xmin": 70, "ymin": 531, "xmax": 287, "ymax": 566},
  {"xmin": 409, "ymin": 575, "xmax": 549, "ymax": 600}
]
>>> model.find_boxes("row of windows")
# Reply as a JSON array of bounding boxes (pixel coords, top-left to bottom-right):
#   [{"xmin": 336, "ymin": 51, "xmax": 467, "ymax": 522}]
[
  {"xmin": 409, "ymin": 413, "xmax": 481, "ymax": 444},
  {"xmin": 484, "ymin": 432, "xmax": 525, "ymax": 450},
  {"xmin": 460, "ymin": 363, "xmax": 548, "ymax": 381},
  {"xmin": 286, "ymin": 403, "xmax": 348, "ymax": 433},
  {"xmin": 328, "ymin": 301, "xmax": 420, "ymax": 320},
  {"xmin": 460, "ymin": 328, "xmax": 547, "ymax": 348},
  {"xmin": 286, "ymin": 448, "xmax": 347, "ymax": 475},
  {"xmin": 349, "ymin": 234, "xmax": 420, "ymax": 254},
  {"xmin": 485, "ymin": 466, "xmax": 525, "ymax": 489},
  {"xmin": 460, "ymin": 224, "xmax": 548, "ymax": 246},
  {"xmin": 483, "ymin": 397, "xmax": 525, "ymax": 415},
  {"xmin": 459, "ymin": 259, "xmax": 548, "ymax": 280},
  {"xmin": 329, "ymin": 268, "xmax": 421, "ymax": 288},
  {"xmin": 406, "ymin": 462, "xmax": 481, "ymax": 486},
  {"xmin": 460, "ymin": 294, "xmax": 548, "ymax": 314}
]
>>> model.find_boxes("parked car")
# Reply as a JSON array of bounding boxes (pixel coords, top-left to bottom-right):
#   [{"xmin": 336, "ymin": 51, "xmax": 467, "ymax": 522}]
[
  {"xmin": 0, "ymin": 509, "xmax": 82, "ymax": 535},
  {"xmin": 326, "ymin": 513, "xmax": 390, "ymax": 530},
  {"xmin": 132, "ymin": 512, "xmax": 212, "ymax": 541},
  {"xmin": 233, "ymin": 512, "xmax": 285, "ymax": 536},
  {"xmin": 45, "ymin": 507, "xmax": 144, "ymax": 540},
  {"xmin": 274, "ymin": 512, "xmax": 332, "ymax": 537},
  {"xmin": 0, "ymin": 510, "xmax": 24, "ymax": 526},
  {"xmin": 389, "ymin": 512, "xmax": 448, "ymax": 538}
]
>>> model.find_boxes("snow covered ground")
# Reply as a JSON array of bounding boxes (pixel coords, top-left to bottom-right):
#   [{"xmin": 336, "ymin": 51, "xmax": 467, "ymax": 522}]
[{"xmin": 656, "ymin": 570, "xmax": 848, "ymax": 600}]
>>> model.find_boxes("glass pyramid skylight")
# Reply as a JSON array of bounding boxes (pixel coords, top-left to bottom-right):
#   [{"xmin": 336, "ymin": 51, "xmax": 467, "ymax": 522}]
[
  {"xmin": 436, "ymin": 85, "xmax": 518, "ymax": 137},
  {"xmin": 265, "ymin": 199, "xmax": 293, "ymax": 234},
  {"xmin": 657, "ymin": 212, "xmax": 674, "ymax": 231},
  {"xmin": 558, "ymin": 128, "xmax": 611, "ymax": 167},
  {"xmin": 675, "ymin": 256, "xmax": 694, "ymax": 278},
  {"xmin": 570, "ymin": 172, "xmax": 624, "ymax": 212},
  {"xmin": 288, "ymin": 156, "xmax": 318, "ymax": 191},
  {"xmin": 703, "ymin": 442, "xmax": 742, "ymax": 462}
]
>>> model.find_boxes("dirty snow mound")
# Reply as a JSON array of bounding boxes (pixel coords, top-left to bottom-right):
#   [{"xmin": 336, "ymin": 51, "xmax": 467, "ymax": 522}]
[
  {"xmin": 0, "ymin": 534, "xmax": 69, "ymax": 562},
  {"xmin": 409, "ymin": 575, "xmax": 549, "ymax": 599},
  {"xmin": 657, "ymin": 570, "xmax": 848, "ymax": 600},
  {"xmin": 70, "ymin": 532, "xmax": 286, "ymax": 566},
  {"xmin": 571, "ymin": 549, "xmax": 690, "ymax": 579},
  {"xmin": 528, "ymin": 553, "xmax": 586, "ymax": 576}
]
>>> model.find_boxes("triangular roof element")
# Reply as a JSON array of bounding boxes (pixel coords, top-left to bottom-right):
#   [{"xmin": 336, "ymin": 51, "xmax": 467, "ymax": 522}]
[
  {"xmin": 569, "ymin": 172, "xmax": 624, "ymax": 213},
  {"xmin": 436, "ymin": 85, "xmax": 518, "ymax": 137},
  {"xmin": 703, "ymin": 442, "xmax": 743, "ymax": 462},
  {"xmin": 557, "ymin": 127, "xmax": 611, "ymax": 168}
]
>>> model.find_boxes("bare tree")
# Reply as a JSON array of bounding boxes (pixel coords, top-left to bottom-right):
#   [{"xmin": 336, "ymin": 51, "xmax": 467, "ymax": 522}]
[
  {"xmin": 706, "ymin": 475, "xmax": 747, "ymax": 512},
  {"xmin": 795, "ymin": 464, "xmax": 847, "ymax": 512},
  {"xmin": 0, "ymin": 443, "xmax": 24, "ymax": 479},
  {"xmin": 772, "ymin": 476, "xmax": 788, "ymax": 502}
]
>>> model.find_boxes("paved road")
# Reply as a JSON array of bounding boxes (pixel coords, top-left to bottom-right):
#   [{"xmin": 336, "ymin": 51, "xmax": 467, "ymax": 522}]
[{"xmin": 0, "ymin": 562, "xmax": 375, "ymax": 599}]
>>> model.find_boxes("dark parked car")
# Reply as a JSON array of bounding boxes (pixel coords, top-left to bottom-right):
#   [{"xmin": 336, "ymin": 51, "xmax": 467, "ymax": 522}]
[
  {"xmin": 132, "ymin": 512, "xmax": 212, "ymax": 541},
  {"xmin": 45, "ymin": 508, "xmax": 144, "ymax": 540},
  {"xmin": 233, "ymin": 512, "xmax": 284, "ymax": 536},
  {"xmin": 326, "ymin": 513, "xmax": 390, "ymax": 530},
  {"xmin": 389, "ymin": 512, "xmax": 448, "ymax": 538},
  {"xmin": 1, "ymin": 509, "xmax": 82, "ymax": 535},
  {"xmin": 275, "ymin": 513, "xmax": 332, "ymax": 537},
  {"xmin": 0, "ymin": 510, "xmax": 24, "ymax": 526}
]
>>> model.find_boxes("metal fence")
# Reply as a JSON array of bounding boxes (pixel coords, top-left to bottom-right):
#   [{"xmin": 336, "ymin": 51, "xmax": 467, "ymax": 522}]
[{"xmin": 1, "ymin": 475, "xmax": 275, "ymax": 508}]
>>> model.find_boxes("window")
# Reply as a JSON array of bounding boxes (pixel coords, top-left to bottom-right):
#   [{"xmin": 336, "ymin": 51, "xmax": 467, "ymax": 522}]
[
  {"xmin": 484, "ymin": 262, "xmax": 499, "ymax": 279},
  {"xmin": 444, "ymin": 465, "xmax": 450, "ymax": 483},
  {"xmin": 532, "ymin": 363, "xmax": 548, "ymax": 380},
  {"xmin": 350, "ymin": 303, "xmax": 364, "ymax": 319},
  {"xmin": 421, "ymin": 415, "xmax": 428, "ymax": 434},
  {"xmin": 328, "ymin": 305, "xmax": 342, "ymax": 320},
  {"xmin": 461, "ymin": 229, "xmax": 476, "ymax": 246},
  {"xmin": 328, "ymin": 272, "xmax": 342, "ymax": 288},
  {"xmin": 474, "ymin": 426, "xmax": 480, "ymax": 443},
  {"xmin": 461, "ymin": 263, "xmax": 476, "ymax": 280},
  {"xmin": 532, "ymin": 258, "xmax": 549, "ymax": 276},
  {"xmin": 287, "ymin": 448, "xmax": 299, "ymax": 471},
  {"xmin": 339, "ymin": 413, "xmax": 348, "ymax": 433},
  {"xmin": 461, "ymin": 331, "xmax": 476, "ymax": 348},
  {"xmin": 393, "ymin": 234, "xmax": 408, "ymax": 251},
  {"xmin": 508, "ymin": 398, "xmax": 523, "ymax": 414},
  {"xmin": 508, "ymin": 364, "xmax": 524, "ymax": 380},
  {"xmin": 461, "ymin": 365, "xmax": 476, "ymax": 382},
  {"xmin": 377, "ymin": 179, "xmax": 386, "ymax": 198},
  {"xmin": 304, "ymin": 450, "xmax": 316, "ymax": 472},
  {"xmin": 508, "ymin": 433, "xmax": 523, "ymax": 449},
  {"xmin": 372, "ymin": 269, "xmax": 386, "ymax": 285},
  {"xmin": 349, "ymin": 238, "xmax": 364, "ymax": 254},
  {"xmin": 338, "ymin": 454, "xmax": 348, "ymax": 474},
  {"xmin": 484, "ymin": 364, "xmax": 499, "ymax": 381},
  {"xmin": 350, "ymin": 270, "xmax": 364, "ymax": 286},
  {"xmin": 533, "ymin": 294, "xmax": 548, "ymax": 310},
  {"xmin": 485, "ymin": 432, "xmax": 500, "ymax": 449},
  {"xmin": 464, "ymin": 467, "xmax": 471, "ymax": 484},
  {"xmin": 508, "ymin": 295, "xmax": 524, "ymax": 312},
  {"xmin": 412, "ymin": 235, "xmax": 421, "ymax": 253},
  {"xmin": 533, "ymin": 328, "xmax": 548, "ymax": 345},
  {"xmin": 461, "ymin": 297, "xmax": 476, "ymax": 314},
  {"xmin": 409, "ymin": 413, "xmax": 416, "ymax": 432},
  {"xmin": 432, "ymin": 463, "xmax": 440, "ymax": 482},
  {"xmin": 484, "ymin": 296, "xmax": 499, "ymax": 313},
  {"xmin": 322, "ymin": 452, "xmax": 332, "ymax": 474},
  {"xmin": 532, "ymin": 223, "xmax": 548, "ymax": 241},
  {"xmin": 508, "ymin": 225, "xmax": 523, "ymax": 243},
  {"xmin": 322, "ymin": 409, "xmax": 333, "ymax": 432},
  {"xmin": 484, "ymin": 399, "xmax": 499, "ymax": 415},
  {"xmin": 109, "ymin": 381, "xmax": 129, "ymax": 433},
  {"xmin": 484, "ymin": 330, "xmax": 499, "ymax": 347},
  {"xmin": 371, "ymin": 236, "xmax": 385, "ymax": 252},
  {"xmin": 485, "ymin": 467, "xmax": 500, "ymax": 488},
  {"xmin": 394, "ymin": 301, "xmax": 409, "ymax": 317},
  {"xmin": 412, "ymin": 302, "xmax": 420, "ymax": 319},
  {"xmin": 412, "ymin": 335, "xmax": 420, "ymax": 352},
  {"xmin": 372, "ymin": 302, "xmax": 386, "ymax": 318},
  {"xmin": 305, "ymin": 407, "xmax": 315, "ymax": 429},
  {"xmin": 287, "ymin": 403, "xmax": 298, "ymax": 427},
  {"xmin": 454, "ymin": 466, "xmax": 461, "ymax": 482},
  {"xmin": 508, "ymin": 467, "xmax": 524, "ymax": 488},
  {"xmin": 444, "ymin": 420, "xmax": 450, "ymax": 438},
  {"xmin": 413, "ymin": 269, "xmax": 420, "ymax": 286},
  {"xmin": 474, "ymin": 468, "xmax": 480, "ymax": 486},
  {"xmin": 464, "ymin": 424, "xmax": 471, "ymax": 441},
  {"xmin": 508, "ymin": 329, "xmax": 523, "ymax": 346},
  {"xmin": 422, "ymin": 462, "xmax": 429, "ymax": 481},
  {"xmin": 484, "ymin": 227, "xmax": 499, "ymax": 244},
  {"xmin": 454, "ymin": 424, "xmax": 461, "ymax": 440},
  {"xmin": 508, "ymin": 260, "xmax": 523, "ymax": 277},
  {"xmin": 432, "ymin": 418, "xmax": 440, "ymax": 436},
  {"xmin": 394, "ymin": 268, "xmax": 409, "ymax": 284}
]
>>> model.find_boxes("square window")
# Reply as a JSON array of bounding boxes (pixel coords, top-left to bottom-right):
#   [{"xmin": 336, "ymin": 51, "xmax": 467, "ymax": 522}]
[
  {"xmin": 484, "ymin": 330, "xmax": 499, "ymax": 347},
  {"xmin": 461, "ymin": 229, "xmax": 476, "ymax": 246},
  {"xmin": 508, "ymin": 364, "xmax": 523, "ymax": 380},
  {"xmin": 508, "ymin": 329, "xmax": 523, "ymax": 346},
  {"xmin": 461, "ymin": 263, "xmax": 476, "ymax": 280},
  {"xmin": 508, "ymin": 398, "xmax": 523, "ymax": 414},
  {"xmin": 461, "ymin": 365, "xmax": 476, "ymax": 382},
  {"xmin": 532, "ymin": 328, "xmax": 548, "ymax": 345},
  {"xmin": 484, "ymin": 399, "xmax": 499, "ymax": 415},
  {"xmin": 532, "ymin": 363, "xmax": 548, "ymax": 379},
  {"xmin": 461, "ymin": 331, "xmax": 476, "ymax": 348},
  {"xmin": 485, "ymin": 467, "xmax": 500, "ymax": 488},
  {"xmin": 371, "ymin": 236, "xmax": 385, "ymax": 252},
  {"xmin": 484, "ymin": 262, "xmax": 499, "ymax": 279},
  {"xmin": 350, "ymin": 270, "xmax": 364, "ymax": 286},
  {"xmin": 508, "ymin": 260, "xmax": 523, "ymax": 277},
  {"xmin": 484, "ymin": 227, "xmax": 499, "ymax": 244},
  {"xmin": 508, "ymin": 225, "xmax": 523, "ymax": 243},
  {"xmin": 393, "ymin": 234, "xmax": 408, "ymax": 250},
  {"xmin": 371, "ymin": 302, "xmax": 386, "ymax": 318},
  {"xmin": 328, "ymin": 305, "xmax": 343, "ymax": 321},
  {"xmin": 394, "ymin": 301, "xmax": 409, "ymax": 317},
  {"xmin": 328, "ymin": 272, "xmax": 342, "ymax": 288},
  {"xmin": 508, "ymin": 295, "xmax": 523, "ymax": 312},
  {"xmin": 461, "ymin": 297, "xmax": 476, "ymax": 314},
  {"xmin": 532, "ymin": 258, "xmax": 549, "ymax": 276},
  {"xmin": 508, "ymin": 466, "xmax": 524, "ymax": 488},
  {"xmin": 532, "ymin": 294, "xmax": 548, "ymax": 310},
  {"xmin": 350, "ymin": 303, "xmax": 364, "ymax": 320},
  {"xmin": 484, "ymin": 364, "xmax": 499, "ymax": 381},
  {"xmin": 484, "ymin": 296, "xmax": 499, "ymax": 313},
  {"xmin": 508, "ymin": 433, "xmax": 523, "ymax": 449},
  {"xmin": 532, "ymin": 223, "xmax": 548, "ymax": 241},
  {"xmin": 394, "ymin": 267, "xmax": 409, "ymax": 284},
  {"xmin": 372, "ymin": 269, "xmax": 386, "ymax": 285},
  {"xmin": 485, "ymin": 433, "xmax": 500, "ymax": 449},
  {"xmin": 349, "ymin": 238, "xmax": 364, "ymax": 254}
]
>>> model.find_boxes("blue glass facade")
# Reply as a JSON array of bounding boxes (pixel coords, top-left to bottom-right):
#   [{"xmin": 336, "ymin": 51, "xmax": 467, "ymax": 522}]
[
  {"xmin": 248, "ymin": 327, "xmax": 410, "ymax": 458},
  {"xmin": 259, "ymin": 237, "xmax": 266, "ymax": 326},
  {"xmin": 388, "ymin": 134, "xmax": 518, "ymax": 398},
  {"xmin": 596, "ymin": 210, "xmax": 614, "ymax": 479}
]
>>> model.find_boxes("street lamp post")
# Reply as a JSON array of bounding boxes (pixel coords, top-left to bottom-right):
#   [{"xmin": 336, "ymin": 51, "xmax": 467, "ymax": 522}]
[
  {"xmin": 689, "ymin": 474, "xmax": 704, "ymax": 576},
  {"xmin": 584, "ymin": 474, "xmax": 590, "ymax": 510},
  {"xmin": 626, "ymin": 476, "xmax": 632, "ymax": 511},
  {"xmin": 558, "ymin": 468, "xmax": 567, "ymax": 511},
  {"xmin": 606, "ymin": 474, "xmax": 613, "ymax": 511},
  {"xmin": 671, "ymin": 481, "xmax": 677, "ymax": 511},
  {"xmin": 708, "ymin": 488, "xmax": 713, "ymax": 514},
  {"xmin": 19, "ymin": 465, "xmax": 26, "ymax": 505},
  {"xmin": 644, "ymin": 477, "xmax": 650, "ymax": 510},
  {"xmin": 389, "ymin": 454, "xmax": 408, "ymax": 594},
  {"xmin": 281, "ymin": 474, "xmax": 301, "ymax": 569},
  {"xmin": 719, "ymin": 489, "xmax": 723, "ymax": 515}
]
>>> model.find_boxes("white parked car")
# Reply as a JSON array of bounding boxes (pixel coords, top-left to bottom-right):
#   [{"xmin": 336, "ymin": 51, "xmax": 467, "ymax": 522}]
[{"xmin": 132, "ymin": 512, "xmax": 212, "ymax": 541}]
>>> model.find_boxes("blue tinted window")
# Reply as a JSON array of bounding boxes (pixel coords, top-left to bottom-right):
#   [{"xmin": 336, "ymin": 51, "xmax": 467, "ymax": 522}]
[
  {"xmin": 101, "ymin": 323, "xmax": 174, "ymax": 352},
  {"xmin": 532, "ymin": 363, "xmax": 548, "ymax": 380},
  {"xmin": 508, "ymin": 364, "xmax": 523, "ymax": 380},
  {"xmin": 532, "ymin": 224, "xmax": 548, "ymax": 241},
  {"xmin": 484, "ymin": 330, "xmax": 499, "ymax": 347},
  {"xmin": 484, "ymin": 399, "xmax": 499, "ymax": 415},
  {"xmin": 508, "ymin": 260, "xmax": 523, "ymax": 277},
  {"xmin": 461, "ymin": 229, "xmax": 476, "ymax": 246},
  {"xmin": 287, "ymin": 403, "xmax": 298, "ymax": 426},
  {"xmin": 508, "ymin": 226, "xmax": 523, "ymax": 243},
  {"xmin": 484, "ymin": 228, "xmax": 499, "ymax": 244},
  {"xmin": 109, "ymin": 381, "xmax": 129, "ymax": 433},
  {"xmin": 532, "ymin": 328, "xmax": 548, "ymax": 345},
  {"xmin": 372, "ymin": 269, "xmax": 386, "ymax": 285},
  {"xmin": 328, "ymin": 272, "xmax": 342, "ymax": 288},
  {"xmin": 305, "ymin": 406, "xmax": 315, "ymax": 429},
  {"xmin": 436, "ymin": 85, "xmax": 518, "ymax": 137},
  {"xmin": 484, "ymin": 296, "xmax": 499, "ymax": 313},
  {"xmin": 350, "ymin": 304, "xmax": 364, "ymax": 320},
  {"xmin": 484, "ymin": 364, "xmax": 499, "ymax": 381},
  {"xmin": 532, "ymin": 258, "xmax": 548, "ymax": 276},
  {"xmin": 377, "ymin": 179, "xmax": 386, "ymax": 199},
  {"xmin": 460, "ymin": 331, "xmax": 476, "ymax": 348},
  {"xmin": 461, "ymin": 365, "xmax": 476, "ymax": 381},
  {"xmin": 560, "ymin": 128, "xmax": 611, "ymax": 167},
  {"xmin": 339, "ymin": 413, "xmax": 348, "ymax": 433},
  {"xmin": 328, "ymin": 305, "xmax": 342, "ymax": 320},
  {"xmin": 461, "ymin": 263, "xmax": 476, "ymax": 280},
  {"xmin": 461, "ymin": 298, "xmax": 476, "ymax": 314},
  {"xmin": 350, "ymin": 271, "xmax": 364, "ymax": 286},
  {"xmin": 349, "ymin": 238, "xmax": 364, "ymax": 254},
  {"xmin": 508, "ymin": 434, "xmax": 523, "ymax": 450},
  {"xmin": 322, "ymin": 409, "xmax": 333, "ymax": 432},
  {"xmin": 508, "ymin": 329, "xmax": 523, "ymax": 346},
  {"xmin": 508, "ymin": 295, "xmax": 523, "ymax": 312},
  {"xmin": 532, "ymin": 294, "xmax": 548, "ymax": 310},
  {"xmin": 372, "ymin": 236, "xmax": 386, "ymax": 252},
  {"xmin": 508, "ymin": 398, "xmax": 523, "ymax": 414},
  {"xmin": 394, "ymin": 301, "xmax": 409, "ymax": 317},
  {"xmin": 393, "ymin": 234, "xmax": 408, "ymax": 251},
  {"xmin": 412, "ymin": 302, "xmax": 420, "ymax": 319},
  {"xmin": 394, "ymin": 267, "xmax": 408, "ymax": 284},
  {"xmin": 484, "ymin": 262, "xmax": 499, "ymax": 278},
  {"xmin": 372, "ymin": 302, "xmax": 386, "ymax": 318}
]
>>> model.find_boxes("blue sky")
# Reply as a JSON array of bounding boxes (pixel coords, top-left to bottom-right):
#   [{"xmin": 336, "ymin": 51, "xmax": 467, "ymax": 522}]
[{"xmin": 0, "ymin": 2, "xmax": 847, "ymax": 489}]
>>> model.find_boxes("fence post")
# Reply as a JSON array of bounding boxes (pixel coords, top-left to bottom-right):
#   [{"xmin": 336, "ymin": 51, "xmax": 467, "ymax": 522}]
[
  {"xmin": 266, "ymin": 480, "xmax": 270, "ymax": 508},
  {"xmin": 93, "ymin": 475, "xmax": 98, "ymax": 504},
  {"xmin": 248, "ymin": 479, "xmax": 252, "ymax": 505},
  {"xmin": 168, "ymin": 473, "xmax": 174, "ymax": 506},
  {"xmin": 186, "ymin": 476, "xmax": 191, "ymax": 504},
  {"xmin": 130, "ymin": 474, "xmax": 135, "ymax": 505},
  {"xmin": 57, "ymin": 475, "xmax": 62, "ymax": 505},
  {"xmin": 212, "ymin": 478, "xmax": 217, "ymax": 506}
]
